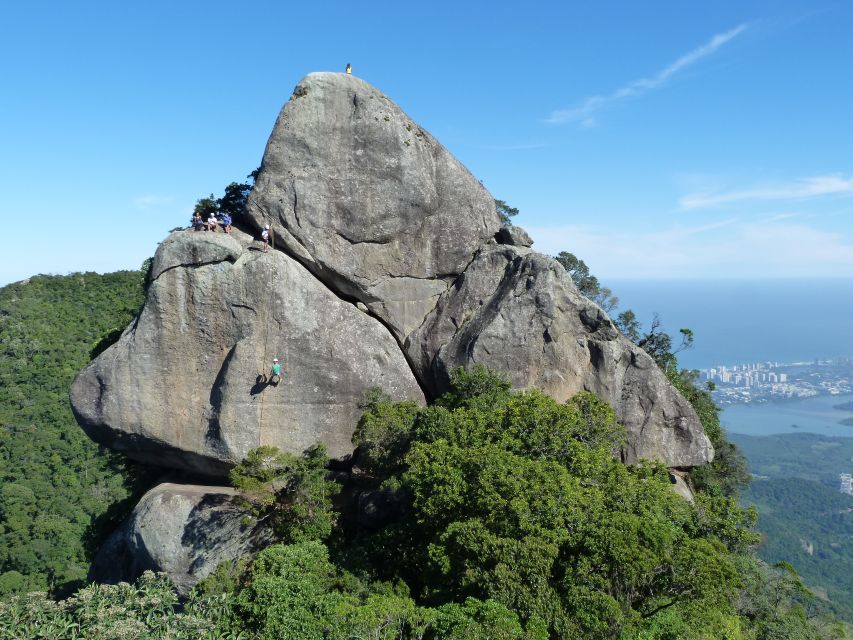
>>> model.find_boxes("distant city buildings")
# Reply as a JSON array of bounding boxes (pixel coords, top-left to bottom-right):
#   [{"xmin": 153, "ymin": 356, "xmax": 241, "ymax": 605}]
[
  {"xmin": 841, "ymin": 473, "xmax": 853, "ymax": 496},
  {"xmin": 698, "ymin": 357, "xmax": 853, "ymax": 405}
]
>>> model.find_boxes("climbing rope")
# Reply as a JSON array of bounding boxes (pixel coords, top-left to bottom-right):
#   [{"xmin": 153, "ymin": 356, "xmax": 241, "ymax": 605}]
[{"xmin": 257, "ymin": 225, "xmax": 278, "ymax": 448}]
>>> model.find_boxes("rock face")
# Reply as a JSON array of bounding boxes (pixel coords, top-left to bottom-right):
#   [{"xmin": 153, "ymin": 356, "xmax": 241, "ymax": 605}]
[
  {"xmin": 495, "ymin": 224, "xmax": 534, "ymax": 247},
  {"xmin": 246, "ymin": 72, "xmax": 501, "ymax": 341},
  {"xmin": 406, "ymin": 245, "xmax": 711, "ymax": 467},
  {"xmin": 90, "ymin": 483, "xmax": 270, "ymax": 594},
  {"xmin": 71, "ymin": 71, "xmax": 712, "ymax": 481},
  {"xmin": 71, "ymin": 232, "xmax": 424, "ymax": 476}
]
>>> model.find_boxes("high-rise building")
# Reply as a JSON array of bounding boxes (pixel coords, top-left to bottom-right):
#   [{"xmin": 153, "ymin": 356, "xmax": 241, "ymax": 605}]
[{"xmin": 841, "ymin": 474, "xmax": 853, "ymax": 496}]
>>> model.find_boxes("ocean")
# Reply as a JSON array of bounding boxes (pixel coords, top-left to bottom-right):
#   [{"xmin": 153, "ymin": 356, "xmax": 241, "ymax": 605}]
[
  {"xmin": 608, "ymin": 279, "xmax": 853, "ymax": 438},
  {"xmin": 607, "ymin": 279, "xmax": 853, "ymax": 370},
  {"xmin": 720, "ymin": 393, "xmax": 853, "ymax": 437}
]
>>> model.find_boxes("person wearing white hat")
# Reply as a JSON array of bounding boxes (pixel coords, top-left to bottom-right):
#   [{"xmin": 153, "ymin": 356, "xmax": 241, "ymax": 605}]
[
  {"xmin": 261, "ymin": 224, "xmax": 271, "ymax": 252},
  {"xmin": 271, "ymin": 358, "xmax": 282, "ymax": 385}
]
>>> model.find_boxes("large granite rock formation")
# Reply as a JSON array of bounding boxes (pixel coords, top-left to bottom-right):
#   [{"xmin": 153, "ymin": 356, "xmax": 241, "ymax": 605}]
[
  {"xmin": 406, "ymin": 244, "xmax": 710, "ymax": 466},
  {"xmin": 246, "ymin": 72, "xmax": 501, "ymax": 340},
  {"xmin": 90, "ymin": 483, "xmax": 270, "ymax": 594},
  {"xmin": 71, "ymin": 71, "xmax": 712, "ymax": 480},
  {"xmin": 71, "ymin": 233, "xmax": 424, "ymax": 476}
]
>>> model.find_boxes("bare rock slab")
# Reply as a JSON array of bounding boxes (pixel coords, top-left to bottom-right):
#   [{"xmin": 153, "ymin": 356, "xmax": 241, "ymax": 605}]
[
  {"xmin": 89, "ymin": 483, "xmax": 267, "ymax": 595},
  {"xmin": 246, "ymin": 72, "xmax": 501, "ymax": 340},
  {"xmin": 71, "ymin": 231, "xmax": 424, "ymax": 477},
  {"xmin": 406, "ymin": 245, "xmax": 713, "ymax": 467}
]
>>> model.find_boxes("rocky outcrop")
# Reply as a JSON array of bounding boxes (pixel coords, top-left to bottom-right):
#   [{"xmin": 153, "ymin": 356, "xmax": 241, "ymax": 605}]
[
  {"xmin": 72, "ymin": 70, "xmax": 715, "ymax": 593},
  {"xmin": 495, "ymin": 224, "xmax": 534, "ymax": 247},
  {"xmin": 90, "ymin": 483, "xmax": 269, "ymax": 594},
  {"xmin": 246, "ymin": 72, "xmax": 501, "ymax": 341},
  {"xmin": 149, "ymin": 231, "xmax": 243, "ymax": 281},
  {"xmin": 71, "ymin": 232, "xmax": 424, "ymax": 476},
  {"xmin": 406, "ymin": 245, "xmax": 711, "ymax": 467},
  {"xmin": 71, "ymin": 71, "xmax": 712, "ymax": 481}
]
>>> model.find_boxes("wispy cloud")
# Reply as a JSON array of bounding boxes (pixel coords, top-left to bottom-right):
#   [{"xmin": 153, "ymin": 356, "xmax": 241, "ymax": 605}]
[
  {"xmin": 681, "ymin": 175, "xmax": 853, "ymax": 209},
  {"xmin": 524, "ymin": 218, "xmax": 853, "ymax": 279},
  {"xmin": 546, "ymin": 24, "xmax": 748, "ymax": 126},
  {"xmin": 133, "ymin": 195, "xmax": 173, "ymax": 210}
]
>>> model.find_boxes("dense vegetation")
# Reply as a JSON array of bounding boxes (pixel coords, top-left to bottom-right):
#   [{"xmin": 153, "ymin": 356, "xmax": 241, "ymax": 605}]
[
  {"xmin": 730, "ymin": 434, "xmax": 853, "ymax": 487},
  {"xmin": 0, "ymin": 270, "xmax": 157, "ymax": 596},
  {"xmin": 730, "ymin": 433, "xmax": 853, "ymax": 623},
  {"xmin": 742, "ymin": 478, "xmax": 852, "ymax": 622},
  {"xmin": 2, "ymin": 367, "xmax": 845, "ymax": 638},
  {"xmin": 0, "ymin": 231, "xmax": 847, "ymax": 636}
]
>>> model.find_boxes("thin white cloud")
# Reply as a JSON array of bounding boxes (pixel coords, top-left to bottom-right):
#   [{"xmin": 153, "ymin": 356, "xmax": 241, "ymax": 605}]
[
  {"xmin": 681, "ymin": 175, "xmax": 853, "ymax": 209},
  {"xmin": 525, "ymin": 219, "xmax": 853, "ymax": 279},
  {"xmin": 133, "ymin": 195, "xmax": 173, "ymax": 210},
  {"xmin": 546, "ymin": 24, "xmax": 748, "ymax": 126}
]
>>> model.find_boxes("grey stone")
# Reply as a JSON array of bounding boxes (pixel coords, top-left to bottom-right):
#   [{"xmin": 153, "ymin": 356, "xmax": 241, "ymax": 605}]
[
  {"xmin": 669, "ymin": 471, "xmax": 695, "ymax": 502},
  {"xmin": 89, "ymin": 483, "xmax": 269, "ymax": 595},
  {"xmin": 151, "ymin": 231, "xmax": 243, "ymax": 281},
  {"xmin": 71, "ymin": 231, "xmax": 424, "ymax": 477},
  {"xmin": 246, "ymin": 72, "xmax": 501, "ymax": 341},
  {"xmin": 73, "ymin": 72, "xmax": 713, "ymax": 484},
  {"xmin": 406, "ymin": 244, "xmax": 713, "ymax": 468},
  {"xmin": 495, "ymin": 224, "xmax": 534, "ymax": 247}
]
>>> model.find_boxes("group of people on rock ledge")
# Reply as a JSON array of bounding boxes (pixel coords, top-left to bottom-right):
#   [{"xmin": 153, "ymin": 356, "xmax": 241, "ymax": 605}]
[
  {"xmin": 189, "ymin": 212, "xmax": 272, "ymax": 252},
  {"xmin": 191, "ymin": 212, "xmax": 233, "ymax": 234}
]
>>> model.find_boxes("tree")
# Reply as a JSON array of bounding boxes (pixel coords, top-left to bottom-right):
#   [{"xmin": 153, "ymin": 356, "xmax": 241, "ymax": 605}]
[
  {"xmin": 553, "ymin": 251, "xmax": 619, "ymax": 312},
  {"xmin": 615, "ymin": 309, "xmax": 641, "ymax": 343},
  {"xmin": 217, "ymin": 181, "xmax": 253, "ymax": 218},
  {"xmin": 0, "ymin": 270, "xmax": 156, "ymax": 597},
  {"xmin": 494, "ymin": 199, "xmax": 519, "ymax": 225},
  {"xmin": 229, "ymin": 445, "xmax": 339, "ymax": 544},
  {"xmin": 192, "ymin": 194, "xmax": 219, "ymax": 218},
  {"xmin": 191, "ymin": 168, "xmax": 259, "ymax": 221},
  {"xmin": 351, "ymin": 367, "xmax": 754, "ymax": 638},
  {"xmin": 636, "ymin": 315, "xmax": 694, "ymax": 372}
]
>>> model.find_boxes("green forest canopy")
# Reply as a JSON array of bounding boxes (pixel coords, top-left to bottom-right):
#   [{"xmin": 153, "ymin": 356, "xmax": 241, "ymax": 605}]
[
  {"xmin": 0, "ymin": 270, "xmax": 156, "ymax": 596},
  {"xmin": 0, "ymin": 235, "xmax": 847, "ymax": 637}
]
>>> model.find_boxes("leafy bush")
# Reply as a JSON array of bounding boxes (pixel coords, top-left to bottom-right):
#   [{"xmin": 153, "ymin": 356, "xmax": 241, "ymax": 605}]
[
  {"xmin": 229, "ymin": 445, "xmax": 339, "ymax": 544},
  {"xmin": 0, "ymin": 571, "xmax": 240, "ymax": 639},
  {"xmin": 348, "ymin": 366, "xmax": 760, "ymax": 638}
]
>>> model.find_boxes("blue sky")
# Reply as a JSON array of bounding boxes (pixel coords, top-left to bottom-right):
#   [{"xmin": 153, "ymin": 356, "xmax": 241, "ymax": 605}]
[{"xmin": 1, "ymin": 0, "xmax": 852, "ymax": 285}]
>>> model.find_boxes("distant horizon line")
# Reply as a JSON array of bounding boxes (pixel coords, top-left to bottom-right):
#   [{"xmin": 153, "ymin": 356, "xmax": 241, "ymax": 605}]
[{"xmin": 4, "ymin": 270, "xmax": 853, "ymax": 290}]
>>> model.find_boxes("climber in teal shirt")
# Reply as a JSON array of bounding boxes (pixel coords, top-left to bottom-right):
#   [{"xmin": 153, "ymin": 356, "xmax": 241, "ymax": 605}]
[{"xmin": 271, "ymin": 358, "xmax": 282, "ymax": 385}]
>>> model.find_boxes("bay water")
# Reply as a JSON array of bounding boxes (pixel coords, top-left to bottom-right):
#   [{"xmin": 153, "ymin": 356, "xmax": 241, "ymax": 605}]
[{"xmin": 608, "ymin": 279, "xmax": 853, "ymax": 437}]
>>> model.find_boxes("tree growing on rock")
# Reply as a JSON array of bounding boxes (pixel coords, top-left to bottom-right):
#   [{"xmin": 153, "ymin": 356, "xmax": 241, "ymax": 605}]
[
  {"xmin": 349, "ymin": 366, "xmax": 756, "ymax": 638},
  {"xmin": 494, "ymin": 199, "xmax": 519, "ymax": 225},
  {"xmin": 192, "ymin": 168, "xmax": 259, "ymax": 220},
  {"xmin": 229, "ymin": 445, "xmax": 339, "ymax": 544},
  {"xmin": 554, "ymin": 251, "xmax": 619, "ymax": 313}
]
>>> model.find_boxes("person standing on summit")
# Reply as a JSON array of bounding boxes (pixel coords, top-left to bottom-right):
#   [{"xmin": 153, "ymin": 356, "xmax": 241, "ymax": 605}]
[{"xmin": 345, "ymin": 63, "xmax": 352, "ymax": 75}]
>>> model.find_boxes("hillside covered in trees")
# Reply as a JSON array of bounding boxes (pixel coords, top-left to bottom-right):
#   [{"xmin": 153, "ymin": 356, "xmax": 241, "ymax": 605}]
[
  {"xmin": 0, "ymin": 270, "xmax": 157, "ymax": 596},
  {"xmin": 732, "ymin": 434, "xmax": 853, "ymax": 623},
  {"xmin": 0, "ymin": 269, "xmax": 847, "ymax": 638}
]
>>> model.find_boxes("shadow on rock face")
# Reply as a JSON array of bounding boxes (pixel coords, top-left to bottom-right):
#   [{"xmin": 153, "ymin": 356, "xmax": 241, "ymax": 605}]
[{"xmin": 250, "ymin": 374, "xmax": 270, "ymax": 396}]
